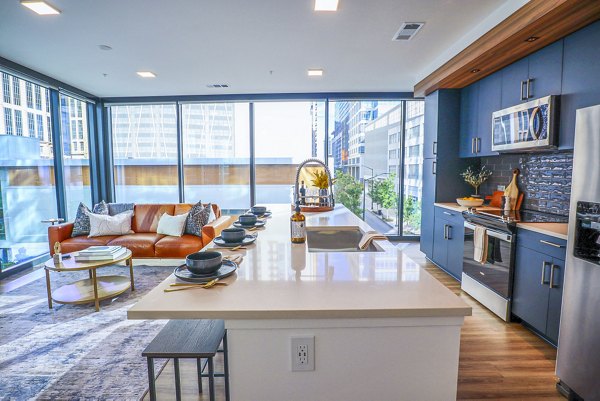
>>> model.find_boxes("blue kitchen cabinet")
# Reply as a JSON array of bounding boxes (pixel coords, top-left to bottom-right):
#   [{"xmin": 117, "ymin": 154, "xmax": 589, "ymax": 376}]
[
  {"xmin": 501, "ymin": 58, "xmax": 528, "ymax": 109},
  {"xmin": 420, "ymin": 90, "xmax": 471, "ymax": 258},
  {"xmin": 500, "ymin": 41, "xmax": 563, "ymax": 110},
  {"xmin": 546, "ymin": 257, "xmax": 565, "ymax": 345},
  {"xmin": 420, "ymin": 158, "xmax": 436, "ymax": 258},
  {"xmin": 459, "ymin": 83, "xmax": 479, "ymax": 158},
  {"xmin": 527, "ymin": 40, "xmax": 563, "ymax": 101},
  {"xmin": 476, "ymin": 72, "xmax": 501, "ymax": 157},
  {"xmin": 432, "ymin": 207, "xmax": 465, "ymax": 281},
  {"xmin": 512, "ymin": 228, "xmax": 567, "ymax": 345},
  {"xmin": 561, "ymin": 21, "xmax": 600, "ymax": 150}
]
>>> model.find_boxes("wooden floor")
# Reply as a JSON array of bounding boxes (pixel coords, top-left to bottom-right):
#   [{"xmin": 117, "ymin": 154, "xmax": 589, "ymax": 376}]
[{"xmin": 2, "ymin": 244, "xmax": 565, "ymax": 400}]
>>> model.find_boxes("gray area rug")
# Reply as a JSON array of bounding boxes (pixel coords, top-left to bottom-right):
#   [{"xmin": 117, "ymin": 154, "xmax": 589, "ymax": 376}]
[{"xmin": 0, "ymin": 264, "xmax": 174, "ymax": 401}]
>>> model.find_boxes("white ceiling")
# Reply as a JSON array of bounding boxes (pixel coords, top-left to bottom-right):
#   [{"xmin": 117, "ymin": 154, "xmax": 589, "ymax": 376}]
[{"xmin": 0, "ymin": 0, "xmax": 526, "ymax": 98}]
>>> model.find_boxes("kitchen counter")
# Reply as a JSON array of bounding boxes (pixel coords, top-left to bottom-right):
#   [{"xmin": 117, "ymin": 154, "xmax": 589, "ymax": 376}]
[
  {"xmin": 434, "ymin": 202, "xmax": 568, "ymax": 240},
  {"xmin": 129, "ymin": 204, "xmax": 471, "ymax": 400}
]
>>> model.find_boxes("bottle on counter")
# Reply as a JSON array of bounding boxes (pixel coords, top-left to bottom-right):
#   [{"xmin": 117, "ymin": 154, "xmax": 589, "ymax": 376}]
[
  {"xmin": 299, "ymin": 181, "xmax": 306, "ymax": 205},
  {"xmin": 290, "ymin": 201, "xmax": 306, "ymax": 243}
]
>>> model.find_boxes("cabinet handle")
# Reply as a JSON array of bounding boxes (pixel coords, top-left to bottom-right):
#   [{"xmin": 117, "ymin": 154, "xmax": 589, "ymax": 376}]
[
  {"xmin": 540, "ymin": 239, "xmax": 564, "ymax": 248},
  {"xmin": 520, "ymin": 80, "xmax": 527, "ymax": 101},
  {"xmin": 433, "ymin": 141, "xmax": 437, "ymax": 155},
  {"xmin": 549, "ymin": 264, "xmax": 559, "ymax": 289},
  {"xmin": 471, "ymin": 138, "xmax": 475, "ymax": 154},
  {"xmin": 444, "ymin": 225, "xmax": 449, "ymax": 240},
  {"xmin": 541, "ymin": 261, "xmax": 549, "ymax": 285},
  {"xmin": 526, "ymin": 78, "xmax": 533, "ymax": 99},
  {"xmin": 443, "ymin": 211, "xmax": 453, "ymax": 216},
  {"xmin": 432, "ymin": 160, "xmax": 437, "ymax": 175},
  {"xmin": 476, "ymin": 137, "xmax": 481, "ymax": 153},
  {"xmin": 447, "ymin": 225, "xmax": 453, "ymax": 240}
]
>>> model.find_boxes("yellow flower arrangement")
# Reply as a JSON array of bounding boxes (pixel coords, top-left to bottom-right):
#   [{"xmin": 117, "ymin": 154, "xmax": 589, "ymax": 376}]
[{"xmin": 311, "ymin": 170, "xmax": 329, "ymax": 189}]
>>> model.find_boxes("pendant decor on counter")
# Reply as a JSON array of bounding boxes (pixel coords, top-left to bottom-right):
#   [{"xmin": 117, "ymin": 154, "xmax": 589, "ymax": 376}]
[{"xmin": 293, "ymin": 158, "xmax": 335, "ymax": 212}]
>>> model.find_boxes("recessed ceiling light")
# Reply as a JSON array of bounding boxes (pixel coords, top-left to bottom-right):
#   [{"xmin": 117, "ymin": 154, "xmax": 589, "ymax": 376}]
[
  {"xmin": 525, "ymin": 36, "xmax": 539, "ymax": 42},
  {"xmin": 21, "ymin": 1, "xmax": 60, "ymax": 15},
  {"xmin": 136, "ymin": 71, "xmax": 156, "ymax": 78},
  {"xmin": 98, "ymin": 45, "xmax": 113, "ymax": 51},
  {"xmin": 308, "ymin": 69, "xmax": 324, "ymax": 77},
  {"xmin": 314, "ymin": 0, "xmax": 338, "ymax": 11},
  {"xmin": 470, "ymin": 68, "xmax": 481, "ymax": 73}
]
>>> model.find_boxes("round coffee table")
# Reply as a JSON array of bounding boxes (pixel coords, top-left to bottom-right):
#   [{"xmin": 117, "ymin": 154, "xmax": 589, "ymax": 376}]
[{"xmin": 44, "ymin": 249, "xmax": 134, "ymax": 312}]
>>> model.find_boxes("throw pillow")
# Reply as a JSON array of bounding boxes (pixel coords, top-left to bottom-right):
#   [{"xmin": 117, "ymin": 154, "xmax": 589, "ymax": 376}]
[
  {"xmin": 107, "ymin": 202, "xmax": 135, "ymax": 216},
  {"xmin": 184, "ymin": 202, "xmax": 212, "ymax": 237},
  {"xmin": 71, "ymin": 201, "xmax": 109, "ymax": 237},
  {"xmin": 157, "ymin": 213, "xmax": 189, "ymax": 237},
  {"xmin": 87, "ymin": 210, "xmax": 134, "ymax": 237}
]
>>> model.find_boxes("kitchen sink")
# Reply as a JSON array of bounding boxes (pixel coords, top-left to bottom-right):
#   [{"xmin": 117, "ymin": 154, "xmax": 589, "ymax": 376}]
[{"xmin": 306, "ymin": 226, "xmax": 383, "ymax": 252}]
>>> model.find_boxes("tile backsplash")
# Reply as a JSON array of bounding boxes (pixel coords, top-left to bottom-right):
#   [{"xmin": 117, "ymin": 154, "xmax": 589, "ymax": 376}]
[{"xmin": 478, "ymin": 151, "xmax": 573, "ymax": 216}]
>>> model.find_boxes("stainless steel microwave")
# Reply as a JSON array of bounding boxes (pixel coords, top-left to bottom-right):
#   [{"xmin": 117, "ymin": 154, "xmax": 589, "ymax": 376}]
[{"xmin": 491, "ymin": 95, "xmax": 558, "ymax": 152}]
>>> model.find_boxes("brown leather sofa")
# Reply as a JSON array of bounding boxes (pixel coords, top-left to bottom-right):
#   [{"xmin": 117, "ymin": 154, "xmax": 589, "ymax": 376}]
[{"xmin": 48, "ymin": 203, "xmax": 230, "ymax": 258}]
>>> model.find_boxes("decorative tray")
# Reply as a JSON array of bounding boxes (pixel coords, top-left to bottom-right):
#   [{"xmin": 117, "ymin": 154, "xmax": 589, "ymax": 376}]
[{"xmin": 174, "ymin": 260, "xmax": 237, "ymax": 283}]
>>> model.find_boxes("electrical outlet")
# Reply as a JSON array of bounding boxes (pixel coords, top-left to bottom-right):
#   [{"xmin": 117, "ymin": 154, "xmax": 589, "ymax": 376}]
[{"xmin": 291, "ymin": 336, "xmax": 315, "ymax": 371}]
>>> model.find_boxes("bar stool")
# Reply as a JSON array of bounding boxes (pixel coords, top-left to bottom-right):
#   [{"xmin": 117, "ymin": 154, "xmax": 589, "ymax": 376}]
[{"xmin": 142, "ymin": 319, "xmax": 230, "ymax": 401}]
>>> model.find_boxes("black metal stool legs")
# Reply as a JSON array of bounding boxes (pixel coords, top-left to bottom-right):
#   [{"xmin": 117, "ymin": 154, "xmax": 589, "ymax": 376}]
[
  {"xmin": 224, "ymin": 332, "xmax": 230, "ymax": 401},
  {"xmin": 147, "ymin": 357, "xmax": 157, "ymax": 401},
  {"xmin": 174, "ymin": 358, "xmax": 182, "ymax": 401},
  {"xmin": 197, "ymin": 357, "xmax": 204, "ymax": 393}
]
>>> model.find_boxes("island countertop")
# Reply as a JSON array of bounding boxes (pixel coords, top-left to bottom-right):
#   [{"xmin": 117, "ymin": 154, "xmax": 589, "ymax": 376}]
[{"xmin": 128, "ymin": 205, "xmax": 471, "ymax": 320}]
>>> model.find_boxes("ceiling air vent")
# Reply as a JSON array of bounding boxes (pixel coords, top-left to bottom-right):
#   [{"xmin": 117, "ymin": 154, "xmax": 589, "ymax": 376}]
[
  {"xmin": 206, "ymin": 84, "xmax": 229, "ymax": 88},
  {"xmin": 392, "ymin": 22, "xmax": 425, "ymax": 41}
]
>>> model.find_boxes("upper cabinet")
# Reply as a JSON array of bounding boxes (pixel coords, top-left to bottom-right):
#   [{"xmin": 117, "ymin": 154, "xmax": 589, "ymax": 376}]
[
  {"xmin": 459, "ymin": 72, "xmax": 500, "ymax": 158},
  {"xmin": 561, "ymin": 22, "xmax": 600, "ymax": 150},
  {"xmin": 501, "ymin": 41, "xmax": 563, "ymax": 110}
]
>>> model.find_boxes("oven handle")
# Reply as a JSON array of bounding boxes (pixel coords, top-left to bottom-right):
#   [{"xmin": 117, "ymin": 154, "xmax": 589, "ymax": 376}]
[{"xmin": 464, "ymin": 221, "xmax": 513, "ymax": 242}]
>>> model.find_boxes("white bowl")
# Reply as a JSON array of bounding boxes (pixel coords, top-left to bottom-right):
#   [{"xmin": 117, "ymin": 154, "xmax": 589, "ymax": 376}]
[{"xmin": 456, "ymin": 198, "xmax": 484, "ymax": 207}]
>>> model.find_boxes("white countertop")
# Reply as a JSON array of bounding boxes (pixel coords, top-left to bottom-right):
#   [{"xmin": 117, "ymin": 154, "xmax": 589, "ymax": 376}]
[
  {"xmin": 434, "ymin": 202, "xmax": 568, "ymax": 240},
  {"xmin": 128, "ymin": 205, "xmax": 471, "ymax": 320}
]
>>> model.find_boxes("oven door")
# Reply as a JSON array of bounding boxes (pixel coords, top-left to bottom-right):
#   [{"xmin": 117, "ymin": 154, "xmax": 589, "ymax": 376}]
[{"xmin": 463, "ymin": 222, "xmax": 514, "ymax": 298}]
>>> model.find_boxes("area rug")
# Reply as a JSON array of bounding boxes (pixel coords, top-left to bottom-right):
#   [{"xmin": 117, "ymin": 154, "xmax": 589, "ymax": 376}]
[{"xmin": 0, "ymin": 264, "xmax": 175, "ymax": 401}]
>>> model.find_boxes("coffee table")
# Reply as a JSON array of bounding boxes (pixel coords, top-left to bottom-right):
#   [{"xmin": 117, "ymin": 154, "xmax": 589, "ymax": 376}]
[{"xmin": 44, "ymin": 249, "xmax": 134, "ymax": 312}]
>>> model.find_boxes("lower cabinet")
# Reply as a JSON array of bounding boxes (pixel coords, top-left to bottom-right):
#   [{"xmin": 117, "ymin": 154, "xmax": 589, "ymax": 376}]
[
  {"xmin": 512, "ymin": 230, "xmax": 566, "ymax": 345},
  {"xmin": 432, "ymin": 207, "xmax": 464, "ymax": 281}
]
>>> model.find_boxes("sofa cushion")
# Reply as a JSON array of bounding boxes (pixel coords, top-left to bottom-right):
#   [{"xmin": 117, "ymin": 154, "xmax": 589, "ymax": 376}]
[
  {"xmin": 88, "ymin": 210, "xmax": 134, "ymax": 237},
  {"xmin": 155, "ymin": 235, "xmax": 204, "ymax": 258},
  {"xmin": 107, "ymin": 202, "xmax": 135, "ymax": 216},
  {"xmin": 157, "ymin": 213, "xmax": 188, "ymax": 237},
  {"xmin": 72, "ymin": 202, "xmax": 109, "ymax": 237},
  {"xmin": 184, "ymin": 202, "xmax": 212, "ymax": 237},
  {"xmin": 132, "ymin": 204, "xmax": 175, "ymax": 233},
  {"xmin": 107, "ymin": 233, "xmax": 165, "ymax": 257},
  {"xmin": 60, "ymin": 235, "xmax": 120, "ymax": 254}
]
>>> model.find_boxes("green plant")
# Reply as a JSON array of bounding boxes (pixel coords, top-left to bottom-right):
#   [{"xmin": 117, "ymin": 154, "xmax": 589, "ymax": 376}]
[
  {"xmin": 333, "ymin": 170, "xmax": 363, "ymax": 217},
  {"xmin": 403, "ymin": 195, "xmax": 421, "ymax": 233},
  {"xmin": 369, "ymin": 174, "xmax": 398, "ymax": 212},
  {"xmin": 461, "ymin": 165, "xmax": 492, "ymax": 195}
]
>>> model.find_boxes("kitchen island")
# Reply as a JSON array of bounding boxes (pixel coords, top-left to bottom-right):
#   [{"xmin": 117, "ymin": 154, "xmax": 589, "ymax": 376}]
[{"xmin": 128, "ymin": 205, "xmax": 471, "ymax": 400}]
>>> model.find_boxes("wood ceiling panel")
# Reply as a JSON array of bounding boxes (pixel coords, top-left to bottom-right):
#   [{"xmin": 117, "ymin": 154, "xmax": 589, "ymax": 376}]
[{"xmin": 414, "ymin": 0, "xmax": 600, "ymax": 97}]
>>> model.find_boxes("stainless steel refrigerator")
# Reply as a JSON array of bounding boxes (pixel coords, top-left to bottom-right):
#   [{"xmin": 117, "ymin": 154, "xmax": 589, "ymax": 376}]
[{"xmin": 556, "ymin": 104, "xmax": 600, "ymax": 400}]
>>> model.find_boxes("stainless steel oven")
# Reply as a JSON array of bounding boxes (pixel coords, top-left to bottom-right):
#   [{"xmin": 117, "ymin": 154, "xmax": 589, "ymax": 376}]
[{"xmin": 462, "ymin": 221, "xmax": 516, "ymax": 321}]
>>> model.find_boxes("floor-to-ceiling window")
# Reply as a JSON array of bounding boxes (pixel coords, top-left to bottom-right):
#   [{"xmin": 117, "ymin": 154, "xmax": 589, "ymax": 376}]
[
  {"xmin": 111, "ymin": 104, "xmax": 179, "ymax": 203},
  {"xmin": 182, "ymin": 103, "xmax": 250, "ymax": 211},
  {"xmin": 329, "ymin": 99, "xmax": 424, "ymax": 238},
  {"xmin": 253, "ymin": 101, "xmax": 326, "ymax": 204},
  {"xmin": 0, "ymin": 72, "xmax": 57, "ymax": 272},
  {"xmin": 60, "ymin": 94, "xmax": 92, "ymax": 219}
]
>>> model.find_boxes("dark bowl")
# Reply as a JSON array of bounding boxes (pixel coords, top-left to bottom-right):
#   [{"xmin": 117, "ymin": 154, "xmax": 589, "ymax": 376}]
[
  {"xmin": 221, "ymin": 227, "xmax": 246, "ymax": 243},
  {"xmin": 251, "ymin": 205, "xmax": 267, "ymax": 215},
  {"xmin": 186, "ymin": 251, "xmax": 222, "ymax": 275},
  {"xmin": 238, "ymin": 214, "xmax": 258, "ymax": 225}
]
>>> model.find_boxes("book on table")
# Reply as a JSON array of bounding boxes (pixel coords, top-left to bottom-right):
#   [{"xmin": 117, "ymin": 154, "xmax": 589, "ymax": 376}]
[
  {"xmin": 75, "ymin": 246, "xmax": 127, "ymax": 261},
  {"xmin": 77, "ymin": 245, "xmax": 122, "ymax": 256}
]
